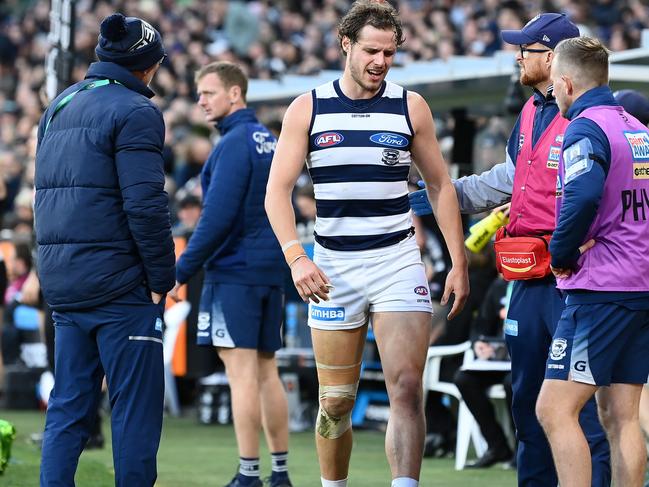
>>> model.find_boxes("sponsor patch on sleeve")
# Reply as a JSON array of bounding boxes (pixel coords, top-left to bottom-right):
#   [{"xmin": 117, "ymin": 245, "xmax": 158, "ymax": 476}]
[{"xmin": 563, "ymin": 137, "xmax": 594, "ymax": 184}]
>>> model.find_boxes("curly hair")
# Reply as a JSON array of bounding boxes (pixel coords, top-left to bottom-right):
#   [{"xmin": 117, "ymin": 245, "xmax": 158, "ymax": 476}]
[{"xmin": 337, "ymin": 0, "xmax": 405, "ymax": 55}]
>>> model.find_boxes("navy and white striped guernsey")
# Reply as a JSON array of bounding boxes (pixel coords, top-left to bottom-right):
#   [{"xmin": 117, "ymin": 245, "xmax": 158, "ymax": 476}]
[{"xmin": 307, "ymin": 79, "xmax": 415, "ymax": 251}]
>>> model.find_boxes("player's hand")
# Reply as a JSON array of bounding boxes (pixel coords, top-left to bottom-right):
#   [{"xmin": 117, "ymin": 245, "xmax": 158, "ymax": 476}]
[
  {"xmin": 441, "ymin": 264, "xmax": 469, "ymax": 320},
  {"xmin": 168, "ymin": 281, "xmax": 182, "ymax": 302},
  {"xmin": 290, "ymin": 257, "xmax": 331, "ymax": 304},
  {"xmin": 408, "ymin": 184, "xmax": 433, "ymax": 217},
  {"xmin": 151, "ymin": 291, "xmax": 164, "ymax": 304}
]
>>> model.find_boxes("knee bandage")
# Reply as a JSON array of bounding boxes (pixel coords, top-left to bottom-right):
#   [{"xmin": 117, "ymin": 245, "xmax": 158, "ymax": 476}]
[{"xmin": 316, "ymin": 382, "xmax": 359, "ymax": 439}]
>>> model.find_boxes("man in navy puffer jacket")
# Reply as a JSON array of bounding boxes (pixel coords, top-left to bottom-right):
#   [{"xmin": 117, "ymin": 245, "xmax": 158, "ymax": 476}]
[{"xmin": 35, "ymin": 13, "xmax": 175, "ymax": 487}]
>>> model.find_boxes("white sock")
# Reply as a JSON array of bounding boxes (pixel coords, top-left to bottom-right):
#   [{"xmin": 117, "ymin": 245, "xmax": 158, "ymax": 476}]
[
  {"xmin": 391, "ymin": 478, "xmax": 418, "ymax": 487},
  {"xmin": 321, "ymin": 477, "xmax": 348, "ymax": 486}
]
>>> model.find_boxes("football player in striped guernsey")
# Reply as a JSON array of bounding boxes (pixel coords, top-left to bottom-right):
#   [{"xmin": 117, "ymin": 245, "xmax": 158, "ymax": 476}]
[{"xmin": 265, "ymin": 2, "xmax": 468, "ymax": 486}]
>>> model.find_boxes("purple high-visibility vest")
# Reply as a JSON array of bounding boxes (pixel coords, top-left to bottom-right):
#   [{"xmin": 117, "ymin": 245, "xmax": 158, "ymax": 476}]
[{"xmin": 556, "ymin": 105, "xmax": 649, "ymax": 291}]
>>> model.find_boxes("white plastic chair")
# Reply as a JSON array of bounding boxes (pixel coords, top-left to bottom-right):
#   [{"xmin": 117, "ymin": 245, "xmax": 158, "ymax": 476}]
[{"xmin": 422, "ymin": 341, "xmax": 510, "ymax": 470}]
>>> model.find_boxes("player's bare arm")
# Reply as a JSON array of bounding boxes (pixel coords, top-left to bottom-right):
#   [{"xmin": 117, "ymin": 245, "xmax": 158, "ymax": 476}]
[
  {"xmin": 407, "ymin": 91, "xmax": 469, "ymax": 319},
  {"xmin": 265, "ymin": 93, "xmax": 331, "ymax": 303}
]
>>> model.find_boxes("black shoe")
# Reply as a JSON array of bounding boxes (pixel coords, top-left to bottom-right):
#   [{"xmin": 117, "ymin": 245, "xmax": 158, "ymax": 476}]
[
  {"xmin": 465, "ymin": 448, "xmax": 513, "ymax": 469},
  {"xmin": 423, "ymin": 433, "xmax": 454, "ymax": 458},
  {"xmin": 224, "ymin": 476, "xmax": 263, "ymax": 487},
  {"xmin": 84, "ymin": 434, "xmax": 104, "ymax": 450},
  {"xmin": 264, "ymin": 476, "xmax": 293, "ymax": 487}
]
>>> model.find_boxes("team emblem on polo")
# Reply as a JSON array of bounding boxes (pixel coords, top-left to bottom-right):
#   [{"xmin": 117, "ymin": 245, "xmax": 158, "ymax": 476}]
[{"xmin": 549, "ymin": 338, "xmax": 568, "ymax": 360}]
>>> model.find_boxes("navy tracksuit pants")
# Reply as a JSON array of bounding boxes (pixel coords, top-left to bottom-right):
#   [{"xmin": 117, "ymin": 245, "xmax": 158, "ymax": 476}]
[
  {"xmin": 505, "ymin": 278, "xmax": 610, "ymax": 487},
  {"xmin": 40, "ymin": 285, "xmax": 165, "ymax": 487}
]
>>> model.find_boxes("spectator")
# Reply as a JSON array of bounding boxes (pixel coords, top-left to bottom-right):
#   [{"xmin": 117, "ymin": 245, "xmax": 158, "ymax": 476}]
[
  {"xmin": 173, "ymin": 194, "xmax": 202, "ymax": 237},
  {"xmin": 454, "ymin": 274, "xmax": 514, "ymax": 468}
]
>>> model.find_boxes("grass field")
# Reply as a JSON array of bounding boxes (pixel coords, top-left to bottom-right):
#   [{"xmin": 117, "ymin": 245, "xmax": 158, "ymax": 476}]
[{"xmin": 0, "ymin": 410, "xmax": 516, "ymax": 486}]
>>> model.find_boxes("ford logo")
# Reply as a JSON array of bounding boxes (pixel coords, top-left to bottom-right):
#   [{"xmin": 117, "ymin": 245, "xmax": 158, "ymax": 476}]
[
  {"xmin": 315, "ymin": 132, "xmax": 344, "ymax": 148},
  {"xmin": 370, "ymin": 132, "xmax": 408, "ymax": 148}
]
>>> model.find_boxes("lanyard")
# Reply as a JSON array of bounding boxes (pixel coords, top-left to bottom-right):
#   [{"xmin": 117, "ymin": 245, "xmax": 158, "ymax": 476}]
[{"xmin": 44, "ymin": 79, "xmax": 121, "ymax": 134}]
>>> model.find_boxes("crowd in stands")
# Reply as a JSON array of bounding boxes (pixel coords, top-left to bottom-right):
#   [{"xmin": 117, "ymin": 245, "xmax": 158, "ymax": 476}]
[{"xmin": 0, "ymin": 0, "xmax": 647, "ymax": 242}]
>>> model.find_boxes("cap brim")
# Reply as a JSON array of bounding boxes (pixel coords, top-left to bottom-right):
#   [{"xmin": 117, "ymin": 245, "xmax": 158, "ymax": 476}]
[{"xmin": 501, "ymin": 30, "xmax": 537, "ymax": 46}]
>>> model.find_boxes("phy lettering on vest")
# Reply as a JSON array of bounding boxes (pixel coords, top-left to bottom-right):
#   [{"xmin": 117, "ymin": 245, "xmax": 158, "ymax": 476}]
[
  {"xmin": 621, "ymin": 188, "xmax": 649, "ymax": 222},
  {"xmin": 498, "ymin": 252, "xmax": 537, "ymax": 273},
  {"xmin": 624, "ymin": 131, "xmax": 649, "ymax": 160}
]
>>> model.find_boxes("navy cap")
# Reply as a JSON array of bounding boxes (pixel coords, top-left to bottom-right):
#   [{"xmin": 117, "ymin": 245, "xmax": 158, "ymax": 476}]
[
  {"xmin": 613, "ymin": 89, "xmax": 649, "ymax": 126},
  {"xmin": 501, "ymin": 13, "xmax": 579, "ymax": 49},
  {"xmin": 95, "ymin": 13, "xmax": 165, "ymax": 71}
]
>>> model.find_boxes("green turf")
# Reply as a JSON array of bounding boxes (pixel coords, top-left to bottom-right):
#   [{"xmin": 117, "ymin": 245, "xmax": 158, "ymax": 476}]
[{"xmin": 0, "ymin": 410, "xmax": 516, "ymax": 486}]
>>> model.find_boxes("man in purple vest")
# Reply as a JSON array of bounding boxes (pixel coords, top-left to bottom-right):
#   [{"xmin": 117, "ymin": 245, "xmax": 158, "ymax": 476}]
[
  {"xmin": 537, "ymin": 36, "xmax": 649, "ymax": 487},
  {"xmin": 410, "ymin": 13, "xmax": 610, "ymax": 486}
]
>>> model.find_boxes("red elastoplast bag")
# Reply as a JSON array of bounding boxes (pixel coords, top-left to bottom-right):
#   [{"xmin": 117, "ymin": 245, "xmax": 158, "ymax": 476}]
[{"xmin": 494, "ymin": 227, "xmax": 552, "ymax": 281}]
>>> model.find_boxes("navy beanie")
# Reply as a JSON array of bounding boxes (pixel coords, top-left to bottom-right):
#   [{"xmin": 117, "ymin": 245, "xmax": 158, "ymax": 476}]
[{"xmin": 95, "ymin": 13, "xmax": 165, "ymax": 71}]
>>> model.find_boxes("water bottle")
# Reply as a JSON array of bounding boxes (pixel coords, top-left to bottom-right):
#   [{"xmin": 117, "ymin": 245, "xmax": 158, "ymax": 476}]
[
  {"xmin": 198, "ymin": 390, "xmax": 214, "ymax": 424},
  {"xmin": 285, "ymin": 302, "xmax": 299, "ymax": 349},
  {"xmin": 217, "ymin": 390, "xmax": 230, "ymax": 425},
  {"xmin": 464, "ymin": 211, "xmax": 509, "ymax": 253}
]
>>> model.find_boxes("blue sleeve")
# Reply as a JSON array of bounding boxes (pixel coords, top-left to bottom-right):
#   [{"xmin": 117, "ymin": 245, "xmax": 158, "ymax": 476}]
[
  {"xmin": 176, "ymin": 130, "xmax": 252, "ymax": 284},
  {"xmin": 550, "ymin": 119, "xmax": 610, "ymax": 268},
  {"xmin": 36, "ymin": 112, "xmax": 46, "ymax": 150},
  {"xmin": 505, "ymin": 114, "xmax": 522, "ymax": 168},
  {"xmin": 115, "ymin": 106, "xmax": 176, "ymax": 293}
]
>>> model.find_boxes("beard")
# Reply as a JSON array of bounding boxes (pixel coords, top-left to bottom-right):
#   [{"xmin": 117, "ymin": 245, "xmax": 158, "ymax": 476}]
[{"xmin": 519, "ymin": 65, "xmax": 546, "ymax": 87}]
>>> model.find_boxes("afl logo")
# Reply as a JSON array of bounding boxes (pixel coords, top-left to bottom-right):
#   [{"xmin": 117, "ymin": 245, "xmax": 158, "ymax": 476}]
[
  {"xmin": 414, "ymin": 286, "xmax": 429, "ymax": 296},
  {"xmin": 315, "ymin": 132, "xmax": 344, "ymax": 147},
  {"xmin": 370, "ymin": 132, "xmax": 408, "ymax": 148}
]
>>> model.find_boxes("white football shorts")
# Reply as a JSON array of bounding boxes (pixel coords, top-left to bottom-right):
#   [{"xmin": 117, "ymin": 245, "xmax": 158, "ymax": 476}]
[{"xmin": 308, "ymin": 235, "xmax": 433, "ymax": 330}]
